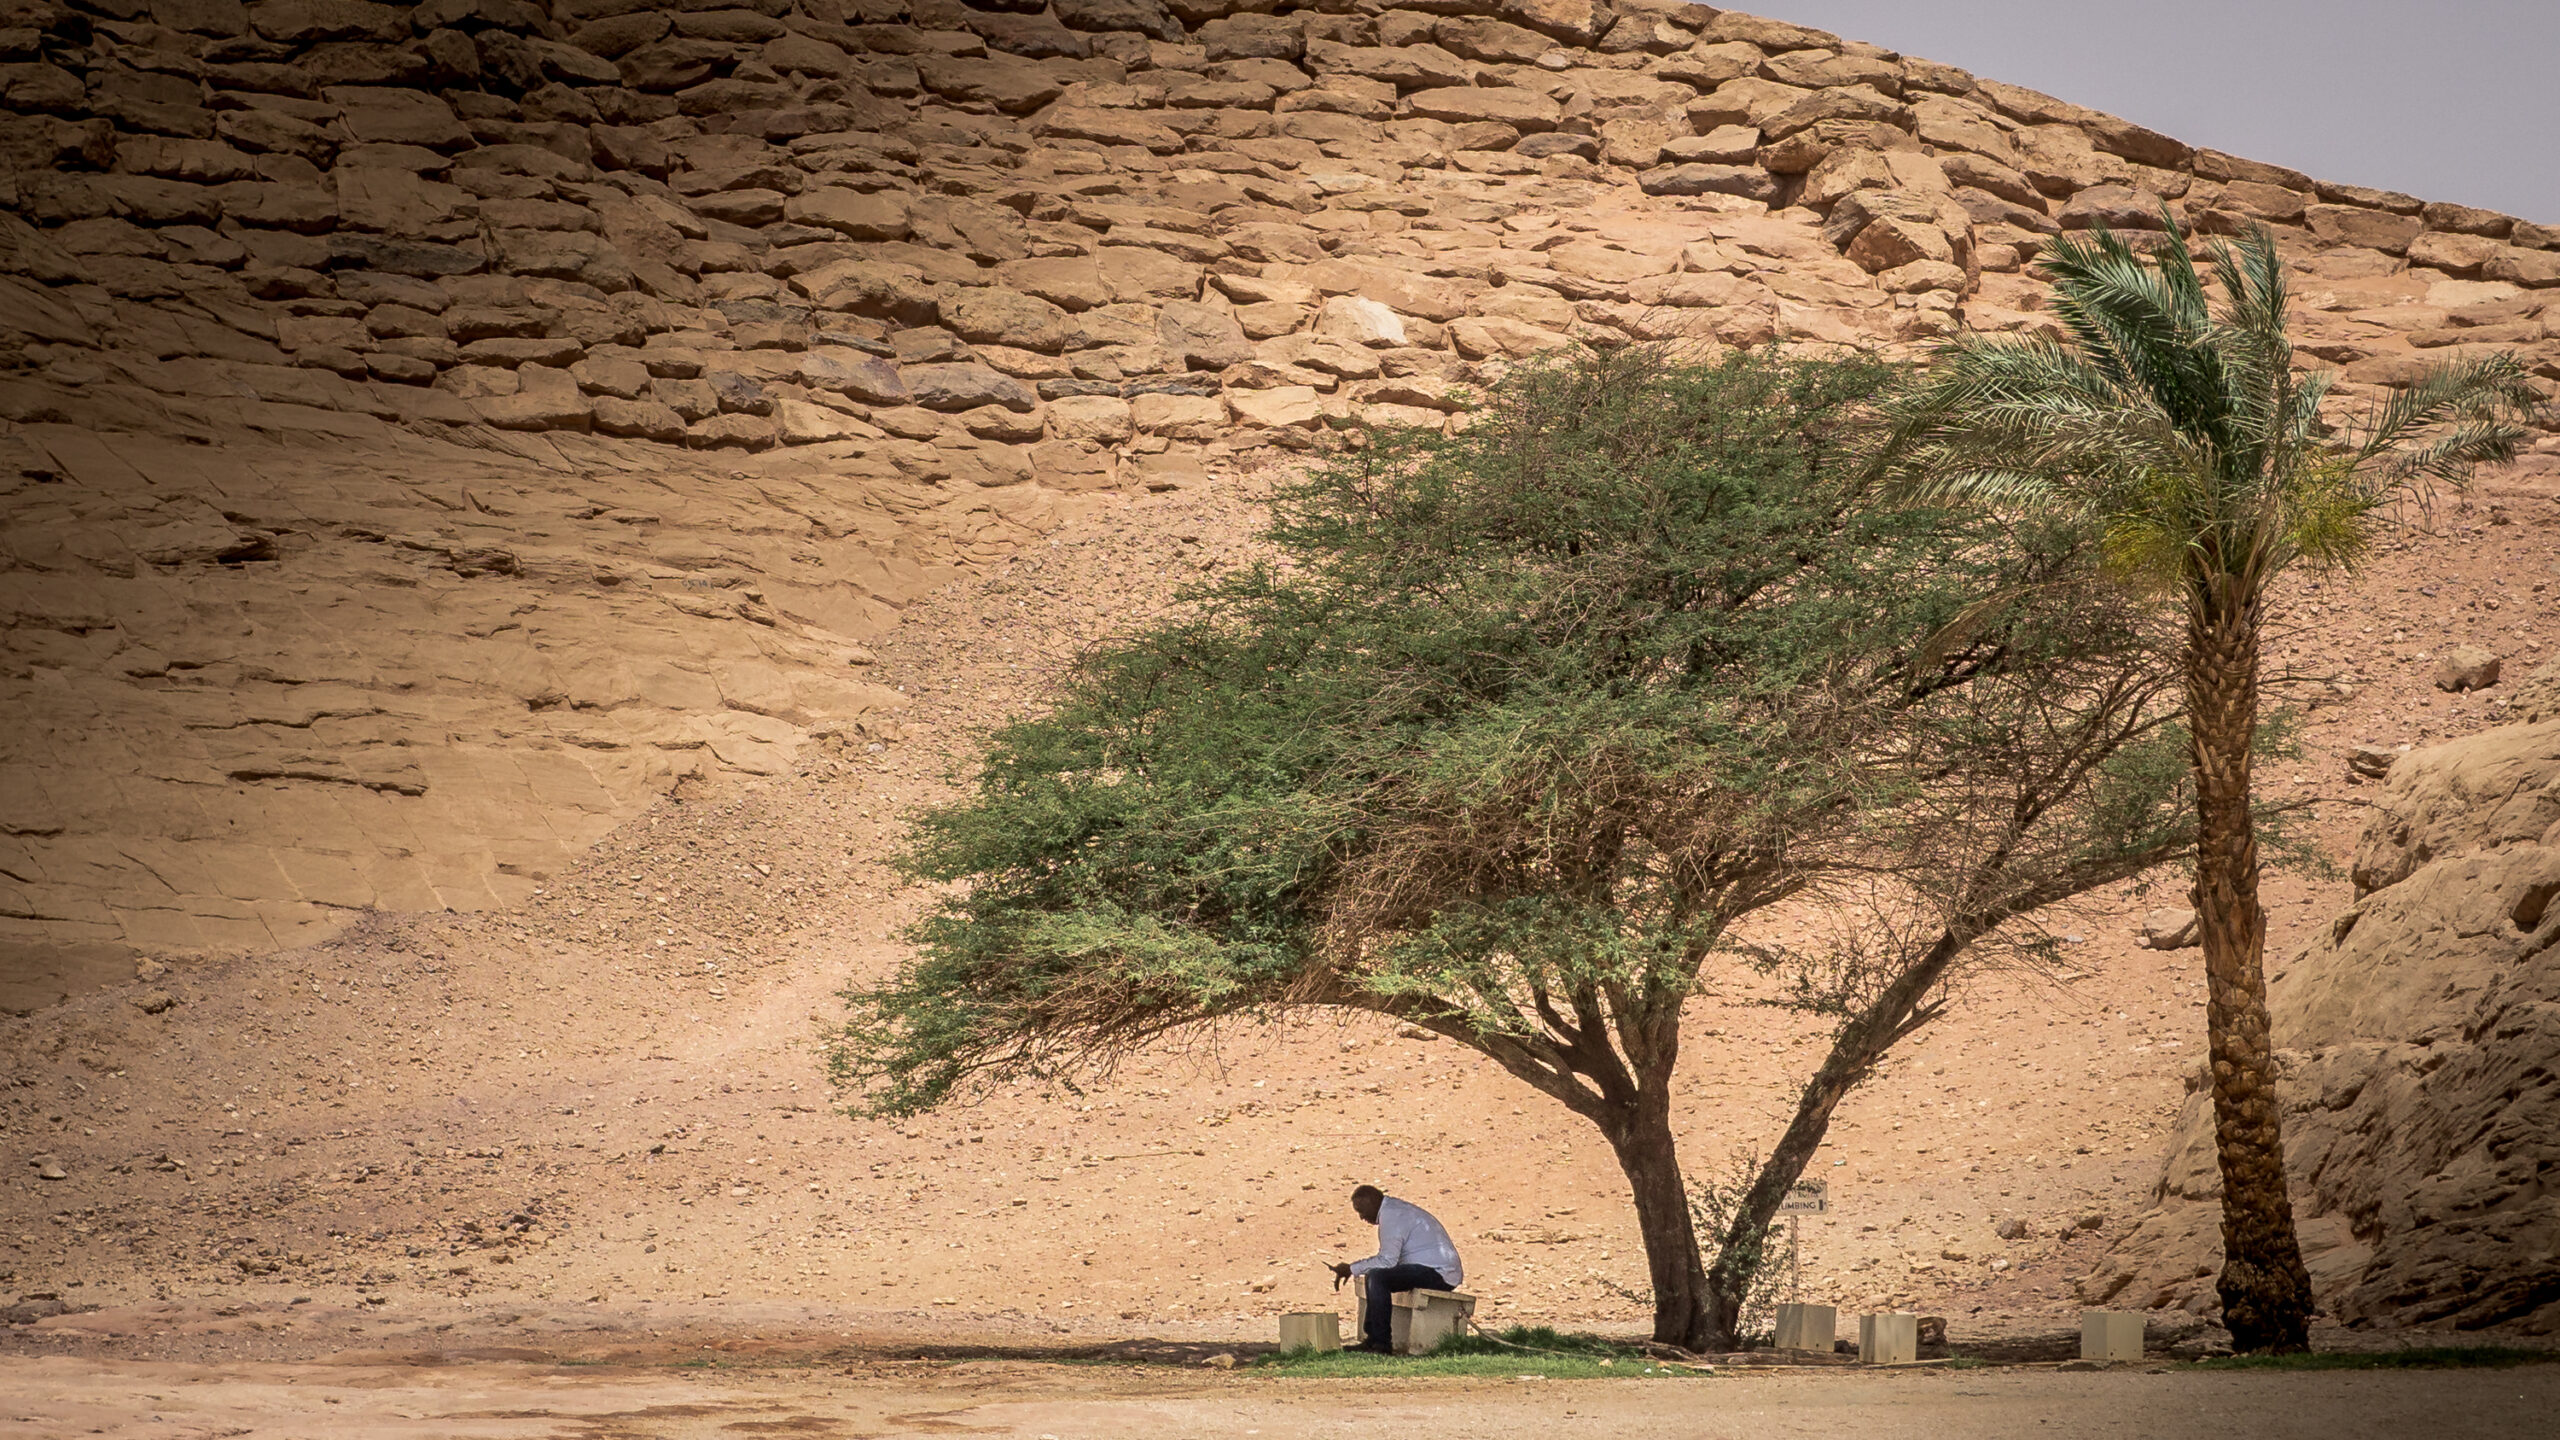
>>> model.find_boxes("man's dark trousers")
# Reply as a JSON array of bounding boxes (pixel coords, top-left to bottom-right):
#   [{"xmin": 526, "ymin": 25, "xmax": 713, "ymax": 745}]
[{"xmin": 1361, "ymin": 1263, "xmax": 1456, "ymax": 1351}]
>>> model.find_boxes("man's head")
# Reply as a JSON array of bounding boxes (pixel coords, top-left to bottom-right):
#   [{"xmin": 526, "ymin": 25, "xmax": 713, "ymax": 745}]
[{"xmin": 1351, "ymin": 1184, "xmax": 1384, "ymax": 1224}]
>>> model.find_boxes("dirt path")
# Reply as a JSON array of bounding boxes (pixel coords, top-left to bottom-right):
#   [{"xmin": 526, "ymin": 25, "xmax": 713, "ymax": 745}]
[{"xmin": 2, "ymin": 1352, "xmax": 2555, "ymax": 1440}]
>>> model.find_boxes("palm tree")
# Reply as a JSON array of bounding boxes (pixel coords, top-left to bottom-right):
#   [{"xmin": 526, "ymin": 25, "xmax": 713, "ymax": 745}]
[{"xmin": 1866, "ymin": 219, "xmax": 2540, "ymax": 1352}]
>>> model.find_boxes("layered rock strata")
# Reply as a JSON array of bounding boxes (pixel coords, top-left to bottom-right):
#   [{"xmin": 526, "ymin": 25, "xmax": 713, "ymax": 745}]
[{"xmin": 2, "ymin": 0, "xmax": 2557, "ymax": 997}]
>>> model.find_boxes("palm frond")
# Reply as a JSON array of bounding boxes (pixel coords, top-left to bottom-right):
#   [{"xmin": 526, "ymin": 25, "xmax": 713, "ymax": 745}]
[
  {"xmin": 2381, "ymin": 416, "xmax": 2533, "ymax": 488},
  {"xmin": 2038, "ymin": 222, "xmax": 2234, "ymax": 441},
  {"xmin": 2350, "ymin": 351, "xmax": 2539, "ymax": 477},
  {"xmin": 1866, "ymin": 213, "xmax": 2550, "ymax": 599}
]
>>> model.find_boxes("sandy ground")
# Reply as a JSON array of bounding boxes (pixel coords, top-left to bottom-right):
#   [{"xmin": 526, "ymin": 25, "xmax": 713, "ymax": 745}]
[
  {"xmin": 3, "ymin": 450, "xmax": 2557, "ymax": 1396},
  {"xmin": 3, "ymin": 1350, "xmax": 2557, "ymax": 1440}
]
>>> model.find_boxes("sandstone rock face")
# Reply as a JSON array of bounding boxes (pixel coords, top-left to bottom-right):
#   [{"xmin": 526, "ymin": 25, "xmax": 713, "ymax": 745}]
[
  {"xmin": 0, "ymin": 2, "xmax": 2555, "ymax": 998},
  {"xmin": 2083, "ymin": 717, "xmax": 2560, "ymax": 1333}
]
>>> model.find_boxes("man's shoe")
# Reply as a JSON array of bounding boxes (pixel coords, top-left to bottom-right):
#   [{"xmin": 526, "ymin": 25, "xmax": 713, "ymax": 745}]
[{"xmin": 1347, "ymin": 1342, "xmax": 1394, "ymax": 1355}]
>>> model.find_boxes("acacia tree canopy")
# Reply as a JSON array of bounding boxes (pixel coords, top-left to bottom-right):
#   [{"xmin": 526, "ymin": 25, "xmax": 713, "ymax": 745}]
[{"xmin": 826, "ymin": 348, "xmax": 2189, "ymax": 1348}]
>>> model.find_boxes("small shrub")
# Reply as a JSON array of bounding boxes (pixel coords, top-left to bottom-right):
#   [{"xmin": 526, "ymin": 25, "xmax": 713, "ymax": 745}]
[{"xmin": 1687, "ymin": 1153, "xmax": 1798, "ymax": 1346}]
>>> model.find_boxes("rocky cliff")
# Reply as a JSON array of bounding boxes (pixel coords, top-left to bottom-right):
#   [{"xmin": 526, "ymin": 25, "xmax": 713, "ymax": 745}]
[
  {"xmin": 2084, "ymin": 670, "xmax": 2560, "ymax": 1334},
  {"xmin": 2, "ymin": 0, "xmax": 2557, "ymax": 1007}
]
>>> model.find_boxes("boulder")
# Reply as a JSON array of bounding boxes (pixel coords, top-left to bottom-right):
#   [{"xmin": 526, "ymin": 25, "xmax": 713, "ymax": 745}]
[
  {"xmin": 2434, "ymin": 645, "xmax": 2502, "ymax": 693},
  {"xmin": 1846, "ymin": 216, "xmax": 1956, "ymax": 273},
  {"xmin": 589, "ymin": 395, "xmax": 687, "ymax": 441},
  {"xmin": 2407, "ymin": 232, "xmax": 2508, "ymax": 277},
  {"xmin": 2514, "ymin": 660, "xmax": 2560, "ymax": 724},
  {"xmin": 2058, "ymin": 185, "xmax": 2171, "ymax": 231},
  {"xmin": 784, "ymin": 189, "xmax": 911, "ymax": 241},
  {"xmin": 331, "ymin": 89, "xmax": 472, "ymax": 151},
  {"xmin": 1495, "ymin": 0, "xmax": 1612, "ymax": 47},
  {"xmin": 1047, "ymin": 394, "xmax": 1136, "ymax": 443},
  {"xmin": 1159, "ymin": 301, "xmax": 1254, "ymax": 369},
  {"xmin": 1657, "ymin": 40, "xmax": 1766, "ymax": 89},
  {"xmin": 2422, "ymin": 202, "xmax": 2515, "ymax": 238},
  {"xmin": 1300, "ymin": 259, "xmax": 1481, "ymax": 323},
  {"xmin": 1196, "ymin": 15, "xmax": 1305, "ymax": 62},
  {"xmin": 1637, "ymin": 163, "xmax": 1779, "ymax": 203},
  {"xmin": 687, "ymin": 413, "xmax": 779, "ymax": 450},
  {"xmin": 903, "ymin": 363, "xmax": 1040, "ymax": 414},
  {"xmin": 942, "ymin": 288, "xmax": 1081, "ymax": 354},
  {"xmin": 1305, "ymin": 40, "xmax": 1477, "ymax": 91},
  {"xmin": 472, "ymin": 389, "xmax": 592, "ymax": 431},
  {"xmin": 2347, "ymin": 744, "xmax": 2402, "ymax": 781},
  {"xmin": 1663, "ymin": 125, "xmax": 1762, "ymax": 166},
  {"xmin": 1449, "ymin": 314, "xmax": 1571, "ymax": 359},
  {"xmin": 1312, "ymin": 296, "xmax": 1405, "ymax": 349},
  {"xmin": 1437, "ymin": 18, "xmax": 1557, "ymax": 65},
  {"xmin": 1053, "ymin": 0, "xmax": 1184, "ymax": 42},
  {"xmin": 799, "ymin": 348, "xmax": 911, "ymax": 406},
  {"xmin": 916, "ymin": 56, "xmax": 1066, "ymax": 113},
  {"xmin": 1129, "ymin": 391, "xmax": 1227, "ymax": 439},
  {"xmin": 1034, "ymin": 106, "xmax": 1186, "ymax": 154},
  {"xmin": 1228, "ymin": 385, "xmax": 1323, "ymax": 429},
  {"xmin": 2138, "ymin": 907, "xmax": 2200, "ymax": 950},
  {"xmin": 1404, "ymin": 86, "xmax": 1562, "ymax": 131},
  {"xmin": 2304, "ymin": 205, "xmax": 2424, "ymax": 255},
  {"xmin": 2484, "ymin": 249, "xmax": 2560, "ymax": 289},
  {"xmin": 795, "ymin": 260, "xmax": 941, "ymax": 326},
  {"xmin": 775, "ymin": 397, "xmax": 874, "ymax": 444}
]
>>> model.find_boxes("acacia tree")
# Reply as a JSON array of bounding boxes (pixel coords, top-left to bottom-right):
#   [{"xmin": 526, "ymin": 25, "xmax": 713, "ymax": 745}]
[
  {"xmin": 827, "ymin": 348, "xmax": 2189, "ymax": 1351},
  {"xmin": 1866, "ymin": 221, "xmax": 2540, "ymax": 1352}
]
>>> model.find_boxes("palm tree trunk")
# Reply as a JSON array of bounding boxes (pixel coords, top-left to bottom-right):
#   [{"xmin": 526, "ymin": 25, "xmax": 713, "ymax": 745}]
[{"xmin": 2184, "ymin": 575, "xmax": 2312, "ymax": 1353}]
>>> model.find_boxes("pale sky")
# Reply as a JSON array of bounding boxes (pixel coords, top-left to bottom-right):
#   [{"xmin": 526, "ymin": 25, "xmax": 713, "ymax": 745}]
[{"xmin": 1745, "ymin": 1, "xmax": 2558, "ymax": 223}]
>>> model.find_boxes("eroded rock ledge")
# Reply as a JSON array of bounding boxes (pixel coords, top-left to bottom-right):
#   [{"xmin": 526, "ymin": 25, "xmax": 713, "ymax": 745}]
[{"xmin": 3, "ymin": 0, "xmax": 2557, "ymax": 1000}]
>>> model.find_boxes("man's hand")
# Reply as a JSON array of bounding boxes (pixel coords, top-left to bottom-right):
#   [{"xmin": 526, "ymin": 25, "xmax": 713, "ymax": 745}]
[{"xmin": 1328, "ymin": 1262, "xmax": 1351, "ymax": 1290}]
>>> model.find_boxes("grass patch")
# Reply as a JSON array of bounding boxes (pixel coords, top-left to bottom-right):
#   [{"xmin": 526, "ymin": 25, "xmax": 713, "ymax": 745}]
[
  {"xmin": 2192, "ymin": 1346, "xmax": 2557, "ymax": 1372},
  {"xmin": 1254, "ymin": 1327, "xmax": 1704, "ymax": 1380}
]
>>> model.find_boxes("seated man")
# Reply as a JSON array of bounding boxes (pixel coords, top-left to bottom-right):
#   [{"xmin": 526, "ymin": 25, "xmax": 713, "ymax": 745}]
[{"xmin": 1327, "ymin": 1183, "xmax": 1463, "ymax": 1354}]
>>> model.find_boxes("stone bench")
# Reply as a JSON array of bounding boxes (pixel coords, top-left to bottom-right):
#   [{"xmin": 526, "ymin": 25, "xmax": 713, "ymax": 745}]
[{"xmin": 1355, "ymin": 1276, "xmax": 1478, "ymax": 1354}]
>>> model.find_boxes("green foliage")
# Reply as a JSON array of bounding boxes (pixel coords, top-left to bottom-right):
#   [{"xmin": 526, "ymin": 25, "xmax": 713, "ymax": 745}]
[
  {"xmin": 1438, "ymin": 1324, "xmax": 1640, "ymax": 1358},
  {"xmin": 1869, "ymin": 221, "xmax": 2541, "ymax": 603},
  {"xmin": 1257, "ymin": 1326, "xmax": 1696, "ymax": 1379},
  {"xmin": 1685, "ymin": 1155, "xmax": 1797, "ymax": 1343},
  {"xmin": 825, "ymin": 346, "xmax": 2174, "ymax": 1121}
]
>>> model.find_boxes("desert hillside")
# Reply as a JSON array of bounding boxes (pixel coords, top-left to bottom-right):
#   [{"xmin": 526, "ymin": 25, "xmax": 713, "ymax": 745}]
[{"xmin": 0, "ymin": 0, "xmax": 2557, "ymax": 1354}]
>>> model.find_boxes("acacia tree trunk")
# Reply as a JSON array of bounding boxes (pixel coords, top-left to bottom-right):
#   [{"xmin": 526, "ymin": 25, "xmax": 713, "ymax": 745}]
[
  {"xmin": 2186, "ymin": 576, "xmax": 2312, "ymax": 1353},
  {"xmin": 1601, "ymin": 1086, "xmax": 1716, "ymax": 1351}
]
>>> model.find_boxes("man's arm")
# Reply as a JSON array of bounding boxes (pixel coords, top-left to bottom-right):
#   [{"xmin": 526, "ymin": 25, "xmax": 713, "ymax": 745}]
[{"xmin": 1347, "ymin": 1206, "xmax": 1408, "ymax": 1277}]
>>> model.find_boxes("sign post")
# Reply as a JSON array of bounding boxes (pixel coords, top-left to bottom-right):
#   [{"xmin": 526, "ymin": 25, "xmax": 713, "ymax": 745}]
[{"xmin": 1777, "ymin": 1179, "xmax": 1829, "ymax": 1302}]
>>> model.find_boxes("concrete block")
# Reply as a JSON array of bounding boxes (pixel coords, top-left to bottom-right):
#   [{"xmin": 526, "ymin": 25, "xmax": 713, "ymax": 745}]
[
  {"xmin": 1397, "ymin": 1288, "xmax": 1477, "ymax": 1354},
  {"xmin": 1353, "ymin": 1277, "xmax": 1477, "ymax": 1353},
  {"xmin": 1858, "ymin": 1311, "xmax": 1917, "ymax": 1365},
  {"xmin": 2081, "ymin": 1309, "xmax": 2144, "ymax": 1363},
  {"xmin": 1278, "ymin": 1311, "xmax": 1341, "ymax": 1353},
  {"xmin": 1773, "ymin": 1302, "xmax": 1837, "ymax": 1353}
]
